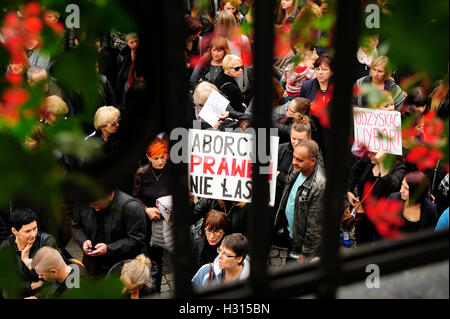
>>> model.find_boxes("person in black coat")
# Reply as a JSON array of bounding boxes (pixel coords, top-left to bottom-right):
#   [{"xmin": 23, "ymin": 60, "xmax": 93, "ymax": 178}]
[
  {"xmin": 193, "ymin": 198, "xmax": 248, "ymax": 236},
  {"xmin": 192, "ymin": 209, "xmax": 230, "ymax": 270},
  {"xmin": 388, "ymin": 171, "xmax": 438, "ymax": 233},
  {"xmin": 116, "ymin": 33, "xmax": 139, "ymax": 104},
  {"xmin": 70, "ymin": 190, "xmax": 147, "ymax": 279},
  {"xmin": 214, "ymin": 54, "xmax": 247, "ymax": 113},
  {"xmin": 347, "ymin": 152, "xmax": 407, "ymax": 244}
]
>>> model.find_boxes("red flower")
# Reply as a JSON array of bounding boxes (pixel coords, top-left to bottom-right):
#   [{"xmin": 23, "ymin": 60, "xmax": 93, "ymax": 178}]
[
  {"xmin": 352, "ymin": 85, "xmax": 361, "ymax": 96},
  {"xmin": 23, "ymin": 2, "xmax": 42, "ymax": 17},
  {"xmin": 5, "ymin": 72, "xmax": 23, "ymax": 85},
  {"xmin": 189, "ymin": 55, "xmax": 201, "ymax": 69},
  {"xmin": 310, "ymin": 87, "xmax": 333, "ymax": 128},
  {"xmin": 364, "ymin": 192, "xmax": 404, "ymax": 240},
  {"xmin": 47, "ymin": 21, "xmax": 65, "ymax": 34},
  {"xmin": 274, "ymin": 26, "xmax": 292, "ymax": 59},
  {"xmin": 406, "ymin": 145, "xmax": 444, "ymax": 171},
  {"xmin": 2, "ymin": 87, "xmax": 30, "ymax": 107},
  {"xmin": 24, "ymin": 17, "xmax": 43, "ymax": 34},
  {"xmin": 3, "ymin": 12, "xmax": 21, "ymax": 29}
]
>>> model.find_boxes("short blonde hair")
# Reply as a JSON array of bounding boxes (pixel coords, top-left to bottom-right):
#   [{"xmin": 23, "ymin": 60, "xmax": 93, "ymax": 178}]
[
  {"xmin": 222, "ymin": 54, "xmax": 242, "ymax": 70},
  {"xmin": 94, "ymin": 106, "xmax": 120, "ymax": 130},
  {"xmin": 121, "ymin": 254, "xmax": 151, "ymax": 288},
  {"xmin": 43, "ymin": 95, "xmax": 68, "ymax": 116},
  {"xmin": 193, "ymin": 81, "xmax": 219, "ymax": 106},
  {"xmin": 371, "ymin": 56, "xmax": 391, "ymax": 80}
]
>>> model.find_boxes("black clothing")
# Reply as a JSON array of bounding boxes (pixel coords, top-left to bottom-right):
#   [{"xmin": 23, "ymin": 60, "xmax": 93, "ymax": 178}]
[
  {"xmin": 35, "ymin": 263, "xmax": 87, "ymax": 299},
  {"xmin": 192, "ymin": 236, "xmax": 222, "ymax": 270},
  {"xmin": 388, "ymin": 192, "xmax": 438, "ymax": 233},
  {"xmin": 0, "ymin": 232, "xmax": 58, "ymax": 297},
  {"xmin": 71, "ymin": 190, "xmax": 147, "ymax": 278},
  {"xmin": 348, "ymin": 157, "xmax": 407, "ymax": 244},
  {"xmin": 214, "ymin": 71, "xmax": 246, "ymax": 113},
  {"xmin": 193, "ymin": 198, "xmax": 248, "ymax": 236}
]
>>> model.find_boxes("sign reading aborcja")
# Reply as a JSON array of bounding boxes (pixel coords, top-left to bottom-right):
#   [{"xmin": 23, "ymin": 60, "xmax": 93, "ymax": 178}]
[
  {"xmin": 353, "ymin": 107, "xmax": 402, "ymax": 155},
  {"xmin": 188, "ymin": 129, "xmax": 279, "ymax": 206}
]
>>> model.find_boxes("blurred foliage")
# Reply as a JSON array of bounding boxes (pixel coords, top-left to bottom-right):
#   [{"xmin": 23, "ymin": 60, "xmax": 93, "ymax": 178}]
[
  {"xmin": 0, "ymin": 246, "xmax": 23, "ymax": 299},
  {"xmin": 59, "ymin": 275, "xmax": 124, "ymax": 299},
  {"xmin": 362, "ymin": 0, "xmax": 449, "ymax": 81}
]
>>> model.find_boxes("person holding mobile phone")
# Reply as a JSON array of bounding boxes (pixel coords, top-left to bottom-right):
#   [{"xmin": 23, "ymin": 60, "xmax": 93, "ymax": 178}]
[{"xmin": 71, "ymin": 190, "xmax": 147, "ymax": 279}]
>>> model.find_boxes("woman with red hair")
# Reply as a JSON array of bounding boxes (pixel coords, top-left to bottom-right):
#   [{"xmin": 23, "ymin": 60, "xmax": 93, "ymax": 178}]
[{"xmin": 133, "ymin": 137, "xmax": 171, "ymax": 295}]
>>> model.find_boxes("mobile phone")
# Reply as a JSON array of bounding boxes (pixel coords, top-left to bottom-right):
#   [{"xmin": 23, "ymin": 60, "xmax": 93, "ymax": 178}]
[{"xmin": 85, "ymin": 248, "xmax": 94, "ymax": 253}]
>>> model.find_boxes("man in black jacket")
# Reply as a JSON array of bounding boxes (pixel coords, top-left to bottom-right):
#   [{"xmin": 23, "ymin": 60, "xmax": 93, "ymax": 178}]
[{"xmin": 71, "ymin": 190, "xmax": 147, "ymax": 279}]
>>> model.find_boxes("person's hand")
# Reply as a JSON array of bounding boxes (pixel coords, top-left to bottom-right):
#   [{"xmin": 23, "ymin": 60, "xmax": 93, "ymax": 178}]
[
  {"xmin": 31, "ymin": 281, "xmax": 44, "ymax": 290},
  {"xmin": 91, "ymin": 243, "xmax": 107, "ymax": 256},
  {"xmin": 219, "ymin": 111, "xmax": 229, "ymax": 120},
  {"xmin": 431, "ymin": 194, "xmax": 436, "ymax": 203},
  {"xmin": 24, "ymin": 296, "xmax": 38, "ymax": 299},
  {"xmin": 276, "ymin": 171, "xmax": 280, "ymax": 177},
  {"xmin": 21, "ymin": 243, "xmax": 33, "ymax": 268},
  {"xmin": 146, "ymin": 207, "xmax": 161, "ymax": 220},
  {"xmin": 347, "ymin": 192, "xmax": 360, "ymax": 207},
  {"xmin": 242, "ymin": 103, "xmax": 247, "ymax": 109},
  {"xmin": 213, "ymin": 120, "xmax": 224, "ymax": 129},
  {"xmin": 83, "ymin": 240, "xmax": 93, "ymax": 254}
]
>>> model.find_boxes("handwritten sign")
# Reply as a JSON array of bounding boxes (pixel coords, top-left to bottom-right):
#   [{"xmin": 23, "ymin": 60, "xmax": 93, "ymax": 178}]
[
  {"xmin": 198, "ymin": 90, "xmax": 229, "ymax": 128},
  {"xmin": 353, "ymin": 107, "xmax": 402, "ymax": 155},
  {"xmin": 188, "ymin": 129, "xmax": 279, "ymax": 206}
]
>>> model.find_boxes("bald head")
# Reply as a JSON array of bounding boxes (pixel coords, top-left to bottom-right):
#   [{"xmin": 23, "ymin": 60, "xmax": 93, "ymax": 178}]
[{"xmin": 31, "ymin": 246, "xmax": 66, "ymax": 278}]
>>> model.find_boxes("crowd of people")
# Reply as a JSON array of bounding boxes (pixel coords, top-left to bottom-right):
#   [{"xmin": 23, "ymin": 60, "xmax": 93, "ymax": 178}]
[{"xmin": 0, "ymin": 0, "xmax": 448, "ymax": 299}]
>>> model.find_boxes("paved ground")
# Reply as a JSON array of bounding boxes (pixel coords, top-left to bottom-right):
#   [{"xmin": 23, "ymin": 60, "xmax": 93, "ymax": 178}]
[{"xmin": 66, "ymin": 239, "xmax": 449, "ymax": 299}]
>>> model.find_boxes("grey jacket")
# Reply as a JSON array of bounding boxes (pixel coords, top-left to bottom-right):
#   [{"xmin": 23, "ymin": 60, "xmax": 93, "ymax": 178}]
[{"xmin": 274, "ymin": 163, "xmax": 326, "ymax": 258}]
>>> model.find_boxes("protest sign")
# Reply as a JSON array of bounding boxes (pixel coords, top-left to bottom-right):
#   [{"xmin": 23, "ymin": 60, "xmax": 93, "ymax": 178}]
[
  {"xmin": 353, "ymin": 107, "xmax": 402, "ymax": 155},
  {"xmin": 198, "ymin": 90, "xmax": 229, "ymax": 127},
  {"xmin": 188, "ymin": 129, "xmax": 279, "ymax": 206}
]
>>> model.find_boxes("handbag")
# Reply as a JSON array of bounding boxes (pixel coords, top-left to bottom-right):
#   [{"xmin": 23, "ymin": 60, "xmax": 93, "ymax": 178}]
[{"xmin": 342, "ymin": 178, "xmax": 379, "ymax": 229}]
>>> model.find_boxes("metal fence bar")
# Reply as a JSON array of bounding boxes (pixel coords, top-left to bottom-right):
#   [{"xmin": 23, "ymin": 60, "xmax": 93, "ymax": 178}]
[
  {"xmin": 193, "ymin": 229, "xmax": 449, "ymax": 298},
  {"xmin": 318, "ymin": 0, "xmax": 363, "ymax": 299},
  {"xmin": 160, "ymin": 0, "xmax": 195, "ymax": 298},
  {"xmin": 247, "ymin": 0, "xmax": 276, "ymax": 297}
]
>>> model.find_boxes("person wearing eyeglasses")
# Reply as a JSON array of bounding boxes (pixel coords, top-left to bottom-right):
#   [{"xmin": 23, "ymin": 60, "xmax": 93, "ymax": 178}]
[
  {"xmin": 214, "ymin": 54, "xmax": 247, "ymax": 113},
  {"xmin": 85, "ymin": 106, "xmax": 120, "ymax": 142},
  {"xmin": 192, "ymin": 233, "xmax": 249, "ymax": 288},
  {"xmin": 192, "ymin": 209, "xmax": 230, "ymax": 270}
]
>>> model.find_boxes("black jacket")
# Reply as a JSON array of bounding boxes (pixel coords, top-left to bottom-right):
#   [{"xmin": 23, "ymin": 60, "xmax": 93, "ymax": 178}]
[
  {"xmin": 214, "ymin": 71, "xmax": 246, "ymax": 113},
  {"xmin": 71, "ymin": 190, "xmax": 147, "ymax": 271},
  {"xmin": 298, "ymin": 78, "xmax": 333, "ymax": 103},
  {"xmin": 348, "ymin": 157, "xmax": 407, "ymax": 203}
]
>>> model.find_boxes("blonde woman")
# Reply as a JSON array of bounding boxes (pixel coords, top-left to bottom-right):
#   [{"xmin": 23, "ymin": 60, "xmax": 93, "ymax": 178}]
[
  {"xmin": 40, "ymin": 95, "xmax": 68, "ymax": 125},
  {"xmin": 354, "ymin": 56, "xmax": 406, "ymax": 109},
  {"xmin": 215, "ymin": 54, "xmax": 246, "ymax": 112},
  {"xmin": 85, "ymin": 106, "xmax": 120, "ymax": 142},
  {"xmin": 120, "ymin": 254, "xmax": 152, "ymax": 299}
]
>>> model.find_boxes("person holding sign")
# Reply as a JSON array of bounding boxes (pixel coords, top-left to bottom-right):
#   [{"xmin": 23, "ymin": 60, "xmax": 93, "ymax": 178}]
[
  {"xmin": 133, "ymin": 138, "xmax": 172, "ymax": 294},
  {"xmin": 273, "ymin": 139, "xmax": 326, "ymax": 262},
  {"xmin": 347, "ymin": 150, "xmax": 407, "ymax": 244}
]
